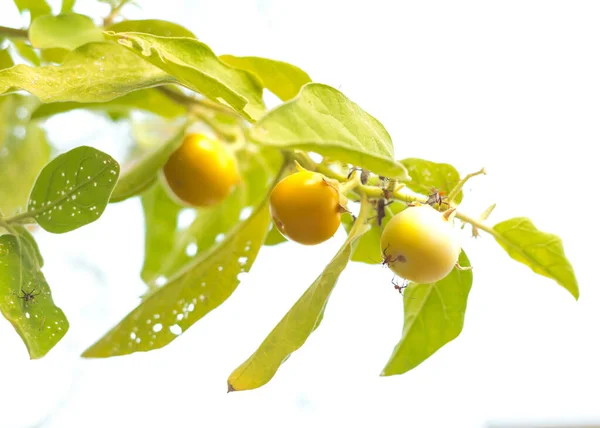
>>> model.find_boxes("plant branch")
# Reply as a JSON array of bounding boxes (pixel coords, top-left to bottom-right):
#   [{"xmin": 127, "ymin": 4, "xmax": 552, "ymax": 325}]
[
  {"xmin": 103, "ymin": 0, "xmax": 129, "ymax": 26},
  {"xmin": 0, "ymin": 25, "xmax": 28, "ymax": 39},
  {"xmin": 447, "ymin": 167, "xmax": 486, "ymax": 204}
]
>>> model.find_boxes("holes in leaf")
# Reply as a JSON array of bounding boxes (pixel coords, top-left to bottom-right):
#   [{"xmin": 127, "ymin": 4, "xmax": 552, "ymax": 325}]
[
  {"xmin": 239, "ymin": 207, "xmax": 253, "ymax": 221},
  {"xmin": 177, "ymin": 208, "xmax": 196, "ymax": 230},
  {"xmin": 215, "ymin": 233, "xmax": 225, "ymax": 244},
  {"xmin": 308, "ymin": 152, "xmax": 324, "ymax": 163},
  {"xmin": 155, "ymin": 276, "xmax": 167, "ymax": 287},
  {"xmin": 152, "ymin": 323, "xmax": 163, "ymax": 333},
  {"xmin": 169, "ymin": 324, "xmax": 182, "ymax": 335},
  {"xmin": 186, "ymin": 242, "xmax": 198, "ymax": 257}
]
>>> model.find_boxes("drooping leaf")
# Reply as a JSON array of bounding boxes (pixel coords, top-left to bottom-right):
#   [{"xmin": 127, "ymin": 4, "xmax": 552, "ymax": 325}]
[
  {"xmin": 250, "ymin": 83, "xmax": 409, "ymax": 179},
  {"xmin": 31, "ymin": 88, "xmax": 187, "ymax": 119},
  {"xmin": 0, "ymin": 47, "xmax": 14, "ymax": 70},
  {"xmin": 110, "ymin": 122, "xmax": 187, "ymax": 202},
  {"xmin": 0, "ymin": 42, "xmax": 174, "ymax": 102},
  {"xmin": 61, "ymin": 0, "xmax": 75, "ymax": 13},
  {"xmin": 82, "ymin": 191, "xmax": 275, "ymax": 358},
  {"xmin": 219, "ymin": 55, "xmax": 310, "ymax": 101},
  {"xmin": 107, "ymin": 19, "xmax": 196, "ymax": 38},
  {"xmin": 104, "ymin": 31, "xmax": 265, "ymax": 121},
  {"xmin": 13, "ymin": 0, "xmax": 51, "ymax": 22},
  {"xmin": 381, "ymin": 251, "xmax": 473, "ymax": 376},
  {"xmin": 27, "ymin": 146, "xmax": 120, "ymax": 234},
  {"xmin": 264, "ymin": 223, "xmax": 287, "ymax": 246},
  {"xmin": 11, "ymin": 225, "xmax": 44, "ymax": 267},
  {"xmin": 29, "ymin": 13, "xmax": 105, "ymax": 51},
  {"xmin": 0, "ymin": 232, "xmax": 68, "ymax": 359},
  {"xmin": 0, "ymin": 95, "xmax": 51, "ymax": 216},
  {"xmin": 227, "ymin": 199, "xmax": 371, "ymax": 392},
  {"xmin": 493, "ymin": 218, "xmax": 578, "ymax": 299},
  {"xmin": 12, "ymin": 40, "xmax": 40, "ymax": 66},
  {"xmin": 401, "ymin": 158, "xmax": 463, "ymax": 204}
]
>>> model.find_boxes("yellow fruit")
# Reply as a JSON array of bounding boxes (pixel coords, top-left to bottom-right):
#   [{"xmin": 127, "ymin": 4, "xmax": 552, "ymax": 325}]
[
  {"xmin": 269, "ymin": 171, "xmax": 341, "ymax": 245},
  {"xmin": 162, "ymin": 133, "xmax": 240, "ymax": 207},
  {"xmin": 380, "ymin": 204, "xmax": 461, "ymax": 283}
]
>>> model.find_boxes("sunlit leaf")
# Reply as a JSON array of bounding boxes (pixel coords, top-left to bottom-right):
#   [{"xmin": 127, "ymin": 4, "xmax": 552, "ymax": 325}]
[
  {"xmin": 39, "ymin": 47, "xmax": 68, "ymax": 64},
  {"xmin": 12, "ymin": 40, "xmax": 40, "ymax": 66},
  {"xmin": 27, "ymin": 146, "xmax": 120, "ymax": 234},
  {"xmin": 250, "ymin": 83, "xmax": 408, "ymax": 179},
  {"xmin": 493, "ymin": 218, "xmax": 578, "ymax": 299},
  {"xmin": 82, "ymin": 192, "xmax": 275, "ymax": 358},
  {"xmin": 227, "ymin": 200, "xmax": 371, "ymax": 392},
  {"xmin": 107, "ymin": 19, "xmax": 196, "ymax": 38},
  {"xmin": 0, "ymin": 47, "xmax": 14, "ymax": 70},
  {"xmin": 264, "ymin": 224, "xmax": 287, "ymax": 246},
  {"xmin": 111, "ymin": 122, "xmax": 187, "ymax": 202},
  {"xmin": 61, "ymin": 0, "xmax": 75, "ymax": 13},
  {"xmin": 401, "ymin": 158, "xmax": 463, "ymax": 204},
  {"xmin": 219, "ymin": 55, "xmax": 310, "ymax": 101},
  {"xmin": 29, "ymin": 13, "xmax": 104, "ymax": 51},
  {"xmin": 13, "ymin": 0, "xmax": 51, "ymax": 22},
  {"xmin": 0, "ymin": 95, "xmax": 51, "ymax": 216},
  {"xmin": 104, "ymin": 31, "xmax": 265, "ymax": 121},
  {"xmin": 381, "ymin": 251, "xmax": 473, "ymax": 376},
  {"xmin": 0, "ymin": 232, "xmax": 68, "ymax": 359}
]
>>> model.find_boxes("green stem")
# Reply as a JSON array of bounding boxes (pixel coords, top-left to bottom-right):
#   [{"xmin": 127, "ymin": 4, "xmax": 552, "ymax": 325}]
[
  {"xmin": 0, "ymin": 25, "xmax": 28, "ymax": 39},
  {"xmin": 103, "ymin": 0, "xmax": 129, "ymax": 26},
  {"xmin": 447, "ymin": 167, "xmax": 486, "ymax": 204}
]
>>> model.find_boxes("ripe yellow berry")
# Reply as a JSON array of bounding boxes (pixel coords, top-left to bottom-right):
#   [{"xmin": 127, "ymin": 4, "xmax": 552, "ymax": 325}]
[
  {"xmin": 269, "ymin": 171, "xmax": 341, "ymax": 245},
  {"xmin": 380, "ymin": 204, "xmax": 461, "ymax": 283},
  {"xmin": 162, "ymin": 133, "xmax": 240, "ymax": 207}
]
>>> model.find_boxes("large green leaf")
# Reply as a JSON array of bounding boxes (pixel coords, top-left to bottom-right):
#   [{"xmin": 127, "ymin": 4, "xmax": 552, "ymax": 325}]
[
  {"xmin": 401, "ymin": 158, "xmax": 463, "ymax": 204},
  {"xmin": 381, "ymin": 251, "xmax": 473, "ymax": 376},
  {"xmin": 219, "ymin": 55, "xmax": 310, "ymax": 101},
  {"xmin": 27, "ymin": 146, "xmax": 120, "ymax": 233},
  {"xmin": 493, "ymin": 218, "xmax": 578, "ymax": 299},
  {"xmin": 0, "ymin": 42, "xmax": 174, "ymax": 102},
  {"xmin": 107, "ymin": 20, "xmax": 196, "ymax": 38},
  {"xmin": 110, "ymin": 122, "xmax": 187, "ymax": 202},
  {"xmin": 82, "ymin": 191, "xmax": 275, "ymax": 358},
  {"xmin": 0, "ymin": 95, "xmax": 51, "ymax": 216},
  {"xmin": 0, "ymin": 231, "xmax": 68, "ymax": 359},
  {"xmin": 29, "ymin": 13, "xmax": 104, "ymax": 51},
  {"xmin": 31, "ymin": 88, "xmax": 187, "ymax": 120},
  {"xmin": 250, "ymin": 83, "xmax": 408, "ymax": 179},
  {"xmin": 13, "ymin": 0, "xmax": 51, "ymax": 22},
  {"xmin": 104, "ymin": 31, "xmax": 265, "ymax": 121},
  {"xmin": 227, "ymin": 199, "xmax": 371, "ymax": 392}
]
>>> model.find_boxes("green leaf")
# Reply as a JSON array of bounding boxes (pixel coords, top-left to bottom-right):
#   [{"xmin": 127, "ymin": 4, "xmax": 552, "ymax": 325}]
[
  {"xmin": 27, "ymin": 146, "xmax": 120, "ymax": 234},
  {"xmin": 401, "ymin": 158, "xmax": 463, "ymax": 204},
  {"xmin": 0, "ymin": 42, "xmax": 174, "ymax": 102},
  {"xmin": 381, "ymin": 251, "xmax": 473, "ymax": 376},
  {"xmin": 492, "ymin": 218, "xmax": 578, "ymax": 299},
  {"xmin": 0, "ymin": 95, "xmax": 51, "ymax": 216},
  {"xmin": 82, "ymin": 191, "xmax": 275, "ymax": 358},
  {"xmin": 227, "ymin": 200, "xmax": 371, "ymax": 392},
  {"xmin": 219, "ymin": 55, "xmax": 310, "ymax": 101},
  {"xmin": 29, "ymin": 13, "xmax": 105, "ymax": 51},
  {"xmin": 0, "ymin": 231, "xmax": 68, "ymax": 359},
  {"xmin": 39, "ymin": 47, "xmax": 68, "ymax": 64},
  {"xmin": 264, "ymin": 224, "xmax": 287, "ymax": 246},
  {"xmin": 250, "ymin": 83, "xmax": 409, "ymax": 179},
  {"xmin": 110, "ymin": 122, "xmax": 187, "ymax": 202},
  {"xmin": 104, "ymin": 31, "xmax": 265, "ymax": 121},
  {"xmin": 31, "ymin": 88, "xmax": 187, "ymax": 119},
  {"xmin": 107, "ymin": 19, "xmax": 196, "ymax": 38},
  {"xmin": 13, "ymin": 0, "xmax": 51, "ymax": 22},
  {"xmin": 12, "ymin": 40, "xmax": 40, "ymax": 66},
  {"xmin": 0, "ymin": 47, "xmax": 14, "ymax": 70},
  {"xmin": 61, "ymin": 0, "xmax": 76, "ymax": 13}
]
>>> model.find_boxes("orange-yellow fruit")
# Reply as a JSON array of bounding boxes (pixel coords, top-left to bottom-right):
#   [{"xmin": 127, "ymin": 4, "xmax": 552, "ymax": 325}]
[
  {"xmin": 269, "ymin": 171, "xmax": 341, "ymax": 245},
  {"xmin": 380, "ymin": 204, "xmax": 461, "ymax": 283},
  {"xmin": 163, "ymin": 133, "xmax": 240, "ymax": 207}
]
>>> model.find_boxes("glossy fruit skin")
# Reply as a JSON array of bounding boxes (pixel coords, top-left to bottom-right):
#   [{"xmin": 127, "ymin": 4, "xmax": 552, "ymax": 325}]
[
  {"xmin": 269, "ymin": 171, "xmax": 341, "ymax": 245},
  {"xmin": 163, "ymin": 133, "xmax": 240, "ymax": 207},
  {"xmin": 380, "ymin": 204, "xmax": 461, "ymax": 283}
]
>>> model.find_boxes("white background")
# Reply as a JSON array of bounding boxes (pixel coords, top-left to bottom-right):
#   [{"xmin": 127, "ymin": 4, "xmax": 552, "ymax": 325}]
[{"xmin": 1, "ymin": 1, "xmax": 599, "ymax": 427}]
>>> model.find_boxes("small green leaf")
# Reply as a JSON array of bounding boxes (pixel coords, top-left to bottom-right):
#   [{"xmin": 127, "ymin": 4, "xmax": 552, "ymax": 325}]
[
  {"xmin": 493, "ymin": 218, "xmax": 578, "ymax": 299},
  {"xmin": 107, "ymin": 19, "xmax": 196, "ymax": 38},
  {"xmin": 0, "ymin": 232, "xmax": 68, "ymax": 359},
  {"xmin": 381, "ymin": 251, "xmax": 473, "ymax": 376},
  {"xmin": 219, "ymin": 55, "xmax": 311, "ymax": 101},
  {"xmin": 12, "ymin": 40, "xmax": 40, "ymax": 66},
  {"xmin": 0, "ymin": 95, "xmax": 51, "ymax": 216},
  {"xmin": 61, "ymin": 0, "xmax": 76, "ymax": 13},
  {"xmin": 31, "ymin": 88, "xmax": 187, "ymax": 119},
  {"xmin": 0, "ymin": 42, "xmax": 174, "ymax": 102},
  {"xmin": 401, "ymin": 158, "xmax": 463, "ymax": 204},
  {"xmin": 227, "ymin": 201, "xmax": 371, "ymax": 392},
  {"xmin": 104, "ymin": 31, "xmax": 265, "ymax": 121},
  {"xmin": 82, "ymin": 193, "xmax": 274, "ymax": 358},
  {"xmin": 111, "ymin": 123, "xmax": 186, "ymax": 202},
  {"xmin": 13, "ymin": 0, "xmax": 51, "ymax": 22},
  {"xmin": 27, "ymin": 146, "xmax": 120, "ymax": 234},
  {"xmin": 0, "ymin": 47, "xmax": 14, "ymax": 70},
  {"xmin": 29, "ymin": 13, "xmax": 105, "ymax": 51},
  {"xmin": 264, "ymin": 224, "xmax": 287, "ymax": 246},
  {"xmin": 250, "ymin": 83, "xmax": 408, "ymax": 179}
]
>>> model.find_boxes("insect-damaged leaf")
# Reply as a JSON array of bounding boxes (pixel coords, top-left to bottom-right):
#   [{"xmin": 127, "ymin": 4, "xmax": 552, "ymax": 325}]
[
  {"xmin": 401, "ymin": 158, "xmax": 463, "ymax": 204},
  {"xmin": 82, "ymin": 195, "xmax": 273, "ymax": 358},
  {"xmin": 250, "ymin": 83, "xmax": 408, "ymax": 179},
  {"xmin": 493, "ymin": 217, "xmax": 578, "ymax": 300},
  {"xmin": 28, "ymin": 146, "xmax": 120, "ymax": 233},
  {"xmin": 227, "ymin": 199, "xmax": 371, "ymax": 392},
  {"xmin": 0, "ymin": 231, "xmax": 68, "ymax": 359},
  {"xmin": 381, "ymin": 251, "xmax": 473, "ymax": 376}
]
